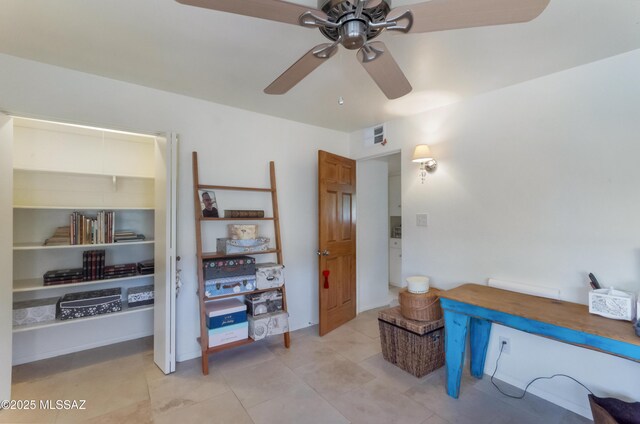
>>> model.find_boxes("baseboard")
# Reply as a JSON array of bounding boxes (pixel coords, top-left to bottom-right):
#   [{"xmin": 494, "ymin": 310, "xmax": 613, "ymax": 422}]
[
  {"xmin": 492, "ymin": 372, "xmax": 592, "ymax": 419},
  {"xmin": 12, "ymin": 330, "xmax": 153, "ymax": 365},
  {"xmin": 358, "ymin": 300, "xmax": 391, "ymax": 313}
]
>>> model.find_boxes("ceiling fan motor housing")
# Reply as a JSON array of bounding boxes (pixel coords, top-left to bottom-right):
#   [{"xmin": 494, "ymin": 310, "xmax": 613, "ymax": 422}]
[{"xmin": 318, "ymin": 0, "xmax": 392, "ymax": 47}]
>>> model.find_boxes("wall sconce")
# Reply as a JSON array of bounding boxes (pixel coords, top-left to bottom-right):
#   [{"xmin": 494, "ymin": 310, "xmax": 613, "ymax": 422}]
[{"xmin": 412, "ymin": 144, "xmax": 437, "ymax": 183}]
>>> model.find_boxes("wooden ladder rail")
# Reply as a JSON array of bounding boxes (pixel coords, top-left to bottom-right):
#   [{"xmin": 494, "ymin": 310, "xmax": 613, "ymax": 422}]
[{"xmin": 192, "ymin": 152, "xmax": 290, "ymax": 376}]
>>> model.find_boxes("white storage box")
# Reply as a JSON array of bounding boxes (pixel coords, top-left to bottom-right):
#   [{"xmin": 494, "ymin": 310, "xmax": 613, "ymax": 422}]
[
  {"xmin": 248, "ymin": 311, "xmax": 289, "ymax": 341},
  {"xmin": 205, "ymin": 298, "xmax": 247, "ymax": 329},
  {"xmin": 13, "ymin": 297, "xmax": 59, "ymax": 326},
  {"xmin": 208, "ymin": 321, "xmax": 249, "ymax": 347},
  {"xmin": 588, "ymin": 288, "xmax": 637, "ymax": 321},
  {"xmin": 256, "ymin": 262, "xmax": 285, "ymax": 289},
  {"xmin": 228, "ymin": 224, "xmax": 258, "ymax": 240}
]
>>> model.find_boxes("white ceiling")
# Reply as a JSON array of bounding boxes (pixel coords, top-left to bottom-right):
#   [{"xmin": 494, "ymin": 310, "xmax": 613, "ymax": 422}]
[{"xmin": 1, "ymin": 0, "xmax": 639, "ymax": 132}]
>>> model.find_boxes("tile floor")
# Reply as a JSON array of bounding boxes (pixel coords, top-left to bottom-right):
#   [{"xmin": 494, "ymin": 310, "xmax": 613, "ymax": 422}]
[{"xmin": 1, "ymin": 307, "xmax": 593, "ymax": 424}]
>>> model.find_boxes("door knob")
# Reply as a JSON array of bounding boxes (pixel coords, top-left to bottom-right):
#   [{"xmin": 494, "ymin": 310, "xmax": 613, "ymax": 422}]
[{"xmin": 316, "ymin": 249, "xmax": 330, "ymax": 256}]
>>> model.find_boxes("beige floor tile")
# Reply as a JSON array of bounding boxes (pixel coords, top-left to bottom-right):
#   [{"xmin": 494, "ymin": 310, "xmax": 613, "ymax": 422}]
[
  {"xmin": 222, "ymin": 358, "xmax": 307, "ymax": 408},
  {"xmin": 11, "ymin": 353, "xmax": 75, "ymax": 384},
  {"xmin": 345, "ymin": 314, "xmax": 383, "ymax": 339},
  {"xmin": 325, "ymin": 379, "xmax": 433, "ymax": 424},
  {"xmin": 210, "ymin": 342, "xmax": 276, "ymax": 373},
  {"xmin": 0, "ymin": 402, "xmax": 59, "ymax": 423},
  {"xmin": 319, "ymin": 326, "xmax": 382, "ymax": 363},
  {"xmin": 268, "ymin": 335, "xmax": 338, "ymax": 370},
  {"xmin": 82, "ymin": 400, "xmax": 152, "ymax": 424},
  {"xmin": 421, "ymin": 414, "xmax": 451, "ymax": 424},
  {"xmin": 293, "ymin": 353, "xmax": 375, "ymax": 396},
  {"xmin": 153, "ymin": 391, "xmax": 253, "ymax": 424},
  {"xmin": 69, "ymin": 337, "xmax": 151, "ymax": 370},
  {"xmin": 0, "ymin": 372, "xmax": 69, "ymax": 423},
  {"xmin": 248, "ymin": 385, "xmax": 348, "ymax": 424},
  {"xmin": 56, "ymin": 358, "xmax": 150, "ymax": 423},
  {"xmin": 149, "ymin": 364, "xmax": 230, "ymax": 416},
  {"xmin": 360, "ymin": 353, "xmax": 433, "ymax": 392}
]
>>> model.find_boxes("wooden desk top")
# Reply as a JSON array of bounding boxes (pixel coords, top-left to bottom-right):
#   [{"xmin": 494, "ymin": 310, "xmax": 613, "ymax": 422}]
[{"xmin": 440, "ymin": 284, "xmax": 640, "ymax": 347}]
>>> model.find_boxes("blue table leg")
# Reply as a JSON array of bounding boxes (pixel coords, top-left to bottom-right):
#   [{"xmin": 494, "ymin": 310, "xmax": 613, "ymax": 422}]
[
  {"xmin": 443, "ymin": 310, "xmax": 470, "ymax": 398},
  {"xmin": 470, "ymin": 318, "xmax": 492, "ymax": 379}
]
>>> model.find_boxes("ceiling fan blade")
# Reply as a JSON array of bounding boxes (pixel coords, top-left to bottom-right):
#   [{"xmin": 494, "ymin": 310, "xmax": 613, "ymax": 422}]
[
  {"xmin": 388, "ymin": 0, "xmax": 550, "ymax": 33},
  {"xmin": 357, "ymin": 42, "xmax": 411, "ymax": 100},
  {"xmin": 176, "ymin": 0, "xmax": 326, "ymax": 26},
  {"xmin": 264, "ymin": 43, "xmax": 338, "ymax": 95}
]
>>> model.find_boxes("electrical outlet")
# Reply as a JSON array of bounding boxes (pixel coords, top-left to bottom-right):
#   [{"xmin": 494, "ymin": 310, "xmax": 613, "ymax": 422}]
[{"xmin": 499, "ymin": 336, "xmax": 511, "ymax": 354}]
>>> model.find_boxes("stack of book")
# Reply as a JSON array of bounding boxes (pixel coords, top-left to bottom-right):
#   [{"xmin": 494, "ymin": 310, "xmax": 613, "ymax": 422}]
[
  {"xmin": 43, "ymin": 268, "xmax": 83, "ymax": 286},
  {"xmin": 83, "ymin": 250, "xmax": 106, "ymax": 281},
  {"xmin": 114, "ymin": 230, "xmax": 146, "ymax": 243},
  {"xmin": 70, "ymin": 211, "xmax": 115, "ymax": 245},
  {"xmin": 137, "ymin": 259, "xmax": 154, "ymax": 275},
  {"xmin": 44, "ymin": 226, "xmax": 71, "ymax": 246},
  {"xmin": 104, "ymin": 263, "xmax": 137, "ymax": 279}
]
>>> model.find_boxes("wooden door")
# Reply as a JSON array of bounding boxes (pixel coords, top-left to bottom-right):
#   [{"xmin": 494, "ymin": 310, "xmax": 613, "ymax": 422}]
[
  {"xmin": 153, "ymin": 134, "xmax": 178, "ymax": 374},
  {"xmin": 0, "ymin": 113, "xmax": 13, "ymax": 401},
  {"xmin": 318, "ymin": 151, "xmax": 356, "ymax": 336}
]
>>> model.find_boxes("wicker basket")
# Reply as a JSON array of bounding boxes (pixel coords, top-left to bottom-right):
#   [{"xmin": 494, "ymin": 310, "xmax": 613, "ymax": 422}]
[
  {"xmin": 378, "ymin": 306, "xmax": 445, "ymax": 378},
  {"xmin": 399, "ymin": 288, "xmax": 442, "ymax": 321}
]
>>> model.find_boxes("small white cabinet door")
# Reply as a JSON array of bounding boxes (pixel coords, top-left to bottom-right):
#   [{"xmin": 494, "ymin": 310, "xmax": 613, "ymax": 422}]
[
  {"xmin": 388, "ymin": 175, "xmax": 401, "ymax": 216},
  {"xmin": 0, "ymin": 114, "xmax": 13, "ymax": 401},
  {"xmin": 153, "ymin": 134, "xmax": 178, "ymax": 374},
  {"xmin": 389, "ymin": 247, "xmax": 402, "ymax": 287}
]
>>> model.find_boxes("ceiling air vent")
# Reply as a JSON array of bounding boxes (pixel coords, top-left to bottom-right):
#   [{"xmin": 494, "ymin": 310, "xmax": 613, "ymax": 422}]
[{"xmin": 364, "ymin": 124, "xmax": 385, "ymax": 147}]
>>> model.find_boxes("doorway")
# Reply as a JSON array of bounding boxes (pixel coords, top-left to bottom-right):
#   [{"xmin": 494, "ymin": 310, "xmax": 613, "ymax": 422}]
[{"xmin": 356, "ymin": 151, "xmax": 401, "ymax": 313}]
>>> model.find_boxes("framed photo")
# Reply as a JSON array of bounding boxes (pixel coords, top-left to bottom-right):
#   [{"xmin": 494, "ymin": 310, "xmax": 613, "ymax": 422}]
[{"xmin": 199, "ymin": 190, "xmax": 219, "ymax": 218}]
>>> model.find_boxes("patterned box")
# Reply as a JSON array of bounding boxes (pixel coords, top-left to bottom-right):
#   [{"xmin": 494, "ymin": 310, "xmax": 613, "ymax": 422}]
[
  {"xmin": 228, "ymin": 224, "xmax": 258, "ymax": 240},
  {"xmin": 204, "ymin": 275, "xmax": 256, "ymax": 298},
  {"xmin": 245, "ymin": 290, "xmax": 283, "ymax": 316},
  {"xmin": 127, "ymin": 285, "xmax": 154, "ymax": 308},
  {"xmin": 248, "ymin": 311, "xmax": 289, "ymax": 341},
  {"xmin": 13, "ymin": 297, "xmax": 59, "ymax": 326},
  {"xmin": 216, "ymin": 237, "xmax": 270, "ymax": 255},
  {"xmin": 58, "ymin": 288, "xmax": 122, "ymax": 320},
  {"xmin": 203, "ymin": 256, "xmax": 256, "ymax": 280},
  {"xmin": 255, "ymin": 263, "xmax": 285, "ymax": 289}
]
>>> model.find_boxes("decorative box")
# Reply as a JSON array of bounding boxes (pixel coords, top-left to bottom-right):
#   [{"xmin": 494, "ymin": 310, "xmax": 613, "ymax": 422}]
[
  {"xmin": 203, "ymin": 256, "xmax": 256, "ymax": 280},
  {"xmin": 378, "ymin": 306, "xmax": 445, "ymax": 378},
  {"xmin": 204, "ymin": 275, "xmax": 256, "ymax": 298},
  {"xmin": 127, "ymin": 285, "xmax": 154, "ymax": 307},
  {"xmin": 228, "ymin": 224, "xmax": 258, "ymax": 240},
  {"xmin": 13, "ymin": 297, "xmax": 59, "ymax": 326},
  {"xmin": 255, "ymin": 263, "xmax": 285, "ymax": 289},
  {"xmin": 245, "ymin": 290, "xmax": 283, "ymax": 316},
  {"xmin": 208, "ymin": 321, "xmax": 248, "ymax": 347},
  {"xmin": 248, "ymin": 311, "xmax": 289, "ymax": 341},
  {"xmin": 205, "ymin": 298, "xmax": 247, "ymax": 329},
  {"xmin": 58, "ymin": 288, "xmax": 122, "ymax": 320},
  {"xmin": 589, "ymin": 288, "xmax": 637, "ymax": 321},
  {"xmin": 216, "ymin": 237, "xmax": 270, "ymax": 255}
]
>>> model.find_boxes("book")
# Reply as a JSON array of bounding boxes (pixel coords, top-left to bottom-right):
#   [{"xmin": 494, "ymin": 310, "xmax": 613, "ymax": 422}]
[{"xmin": 224, "ymin": 210, "xmax": 265, "ymax": 218}]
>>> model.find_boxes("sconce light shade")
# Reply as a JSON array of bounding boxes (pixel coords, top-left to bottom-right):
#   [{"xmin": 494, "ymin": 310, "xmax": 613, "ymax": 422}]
[
  {"xmin": 412, "ymin": 144, "xmax": 437, "ymax": 183},
  {"xmin": 412, "ymin": 144, "xmax": 434, "ymax": 163}
]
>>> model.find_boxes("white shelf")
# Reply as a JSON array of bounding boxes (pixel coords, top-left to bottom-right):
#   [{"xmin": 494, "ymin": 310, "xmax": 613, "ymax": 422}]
[
  {"xmin": 13, "ymin": 240, "xmax": 154, "ymax": 251},
  {"xmin": 12, "ymin": 304, "xmax": 154, "ymax": 333},
  {"xmin": 13, "ymin": 274, "xmax": 155, "ymax": 293},
  {"xmin": 13, "ymin": 205, "xmax": 154, "ymax": 210},
  {"xmin": 13, "ymin": 167, "xmax": 153, "ymax": 180}
]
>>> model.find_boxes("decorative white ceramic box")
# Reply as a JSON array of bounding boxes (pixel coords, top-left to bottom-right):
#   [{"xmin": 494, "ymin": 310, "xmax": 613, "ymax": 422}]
[
  {"xmin": 13, "ymin": 297, "xmax": 59, "ymax": 326},
  {"xmin": 248, "ymin": 311, "xmax": 289, "ymax": 341},
  {"xmin": 228, "ymin": 224, "xmax": 258, "ymax": 240},
  {"xmin": 588, "ymin": 288, "xmax": 637, "ymax": 321},
  {"xmin": 256, "ymin": 262, "xmax": 285, "ymax": 289}
]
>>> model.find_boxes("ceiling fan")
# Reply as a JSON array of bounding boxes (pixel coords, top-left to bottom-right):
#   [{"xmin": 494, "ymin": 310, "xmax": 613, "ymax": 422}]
[{"xmin": 176, "ymin": 0, "xmax": 550, "ymax": 99}]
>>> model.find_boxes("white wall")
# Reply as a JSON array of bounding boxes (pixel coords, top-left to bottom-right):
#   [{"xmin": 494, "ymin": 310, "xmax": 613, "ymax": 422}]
[
  {"xmin": 350, "ymin": 49, "xmax": 640, "ymax": 417},
  {"xmin": 0, "ymin": 53, "xmax": 350, "ymax": 363},
  {"xmin": 356, "ymin": 158, "xmax": 389, "ymax": 312}
]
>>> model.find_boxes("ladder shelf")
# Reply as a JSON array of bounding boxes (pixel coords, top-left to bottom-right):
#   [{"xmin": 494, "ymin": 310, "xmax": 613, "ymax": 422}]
[{"xmin": 192, "ymin": 152, "xmax": 290, "ymax": 375}]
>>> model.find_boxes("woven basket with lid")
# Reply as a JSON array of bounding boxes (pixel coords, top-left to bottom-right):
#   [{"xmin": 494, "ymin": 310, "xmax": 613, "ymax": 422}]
[{"xmin": 399, "ymin": 288, "xmax": 442, "ymax": 321}]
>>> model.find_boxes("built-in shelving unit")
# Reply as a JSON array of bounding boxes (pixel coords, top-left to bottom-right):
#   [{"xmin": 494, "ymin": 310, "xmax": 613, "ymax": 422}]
[{"xmin": 10, "ymin": 117, "xmax": 158, "ymax": 365}]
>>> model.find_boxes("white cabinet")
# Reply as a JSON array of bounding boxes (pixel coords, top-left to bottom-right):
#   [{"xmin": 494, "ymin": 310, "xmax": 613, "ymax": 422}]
[
  {"xmin": 388, "ymin": 175, "xmax": 401, "ymax": 217},
  {"xmin": 389, "ymin": 238, "xmax": 402, "ymax": 287},
  {"xmin": 8, "ymin": 117, "xmax": 176, "ymax": 370}
]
